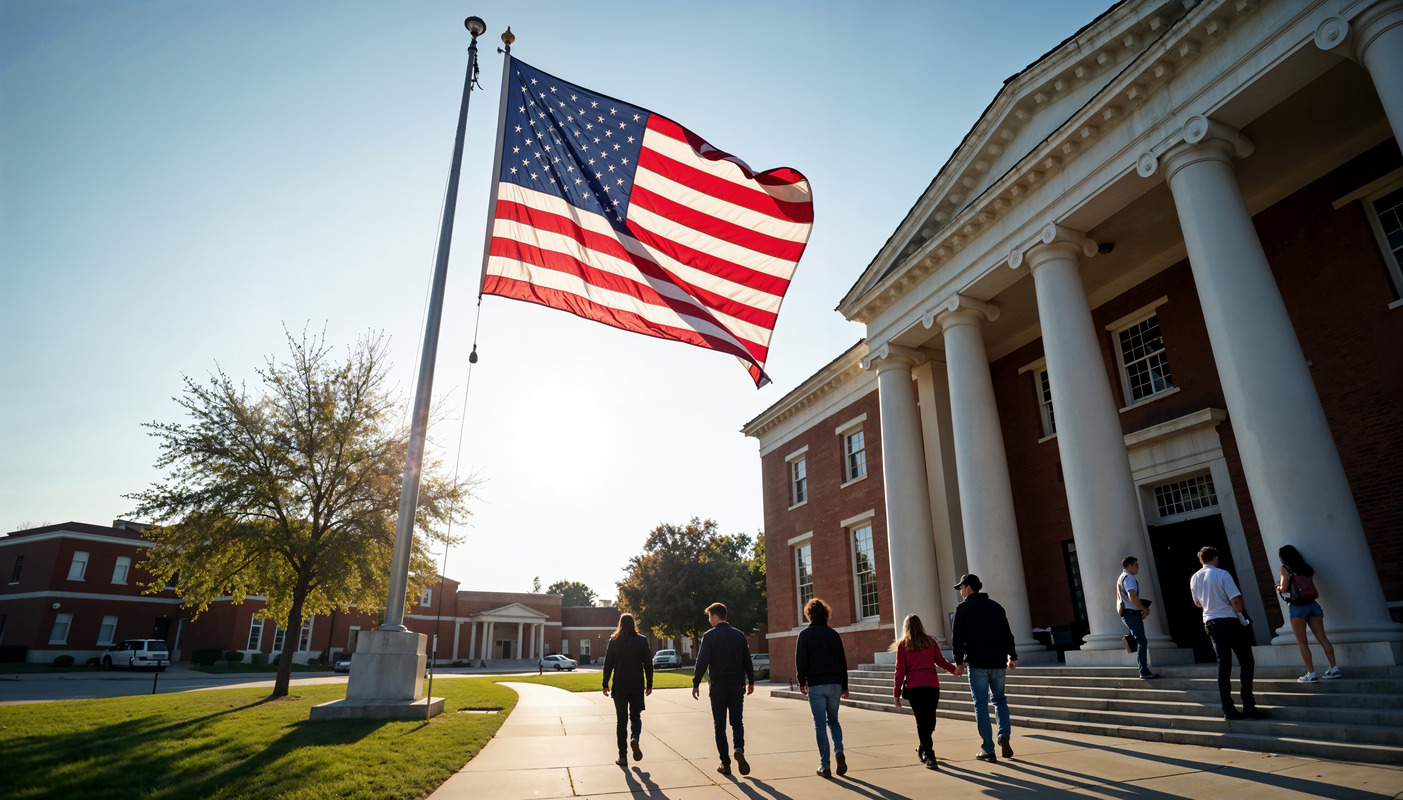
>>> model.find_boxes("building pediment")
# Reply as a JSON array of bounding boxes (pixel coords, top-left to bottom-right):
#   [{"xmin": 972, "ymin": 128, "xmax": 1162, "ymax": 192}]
[{"xmin": 469, "ymin": 602, "xmax": 549, "ymax": 622}]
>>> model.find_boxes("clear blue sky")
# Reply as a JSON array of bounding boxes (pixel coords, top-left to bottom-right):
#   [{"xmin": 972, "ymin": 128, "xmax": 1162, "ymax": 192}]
[{"xmin": 1, "ymin": 0, "xmax": 1113, "ymax": 599}]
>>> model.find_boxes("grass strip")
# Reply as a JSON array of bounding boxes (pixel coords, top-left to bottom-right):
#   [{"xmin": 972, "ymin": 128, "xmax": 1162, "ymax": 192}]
[{"xmin": 494, "ymin": 670, "xmax": 696, "ymax": 693}]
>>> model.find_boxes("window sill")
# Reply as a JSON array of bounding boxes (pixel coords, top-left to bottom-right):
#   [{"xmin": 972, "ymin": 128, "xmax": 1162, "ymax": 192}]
[
  {"xmin": 839, "ymin": 473, "xmax": 868, "ymax": 490},
  {"xmin": 1389, "ymin": 298, "xmax": 1403, "ymax": 311},
  {"xmin": 1119, "ymin": 385, "xmax": 1180, "ymax": 414},
  {"xmin": 1037, "ymin": 432, "xmax": 1057, "ymax": 444},
  {"xmin": 788, "ymin": 499, "xmax": 808, "ymax": 511}
]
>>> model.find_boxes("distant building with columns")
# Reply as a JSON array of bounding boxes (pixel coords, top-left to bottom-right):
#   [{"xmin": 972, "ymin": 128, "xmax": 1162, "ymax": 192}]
[{"xmin": 746, "ymin": 0, "xmax": 1403, "ymax": 681}]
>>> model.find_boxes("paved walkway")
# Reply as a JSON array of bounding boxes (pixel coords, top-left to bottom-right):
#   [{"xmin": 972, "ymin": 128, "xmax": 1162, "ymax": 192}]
[{"xmin": 429, "ymin": 682, "xmax": 1402, "ymax": 800}]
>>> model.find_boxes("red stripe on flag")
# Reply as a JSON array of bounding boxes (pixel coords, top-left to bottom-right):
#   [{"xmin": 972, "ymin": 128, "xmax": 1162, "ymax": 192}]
[
  {"xmin": 646, "ymin": 117, "xmax": 811, "ymax": 189},
  {"xmin": 629, "ymin": 183, "xmax": 807, "ymax": 261},
  {"xmin": 635, "ymin": 147, "xmax": 813, "ymax": 224}
]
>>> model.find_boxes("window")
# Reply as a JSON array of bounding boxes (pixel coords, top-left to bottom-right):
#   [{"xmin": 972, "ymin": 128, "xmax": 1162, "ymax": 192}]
[
  {"xmin": 795, "ymin": 543, "xmax": 814, "ymax": 613},
  {"xmin": 561, "ymin": 638, "xmax": 570, "ymax": 656},
  {"xmin": 111, "ymin": 556, "xmax": 131, "ymax": 584},
  {"xmin": 580, "ymin": 639, "xmax": 590, "ymax": 659},
  {"xmin": 1115, "ymin": 314, "xmax": 1173, "ymax": 403},
  {"xmin": 420, "ymin": 588, "xmax": 432, "ymax": 606},
  {"xmin": 1037, "ymin": 368, "xmax": 1056, "ymax": 436},
  {"xmin": 1368, "ymin": 183, "xmax": 1403, "ymax": 299},
  {"xmin": 9, "ymin": 556, "xmax": 22, "ymax": 584},
  {"xmin": 272, "ymin": 625, "xmax": 286, "ymax": 653},
  {"xmin": 851, "ymin": 524, "xmax": 879, "ymax": 619},
  {"xmin": 97, "ymin": 615, "xmax": 118, "ymax": 646},
  {"xmin": 844, "ymin": 429, "xmax": 867, "ymax": 482},
  {"xmin": 1061, "ymin": 541, "xmax": 1088, "ymax": 624},
  {"xmin": 298, "ymin": 616, "xmax": 314, "ymax": 652},
  {"xmin": 247, "ymin": 618, "xmax": 263, "ymax": 651},
  {"xmin": 1154, "ymin": 473, "xmax": 1219, "ymax": 519},
  {"xmin": 791, "ymin": 458, "xmax": 808, "ymax": 505},
  {"xmin": 68, "ymin": 551, "xmax": 89, "ymax": 581},
  {"xmin": 49, "ymin": 613, "xmax": 73, "ymax": 644}
]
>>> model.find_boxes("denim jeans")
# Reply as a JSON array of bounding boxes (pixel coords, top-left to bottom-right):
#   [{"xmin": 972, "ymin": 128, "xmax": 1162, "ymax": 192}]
[
  {"xmin": 806, "ymin": 683, "xmax": 844, "ymax": 769},
  {"xmin": 967, "ymin": 666, "xmax": 1010, "ymax": 754},
  {"xmin": 612, "ymin": 692, "xmax": 644, "ymax": 756},
  {"xmin": 708, "ymin": 683, "xmax": 746, "ymax": 763},
  {"xmin": 1121, "ymin": 610, "xmax": 1151, "ymax": 676},
  {"xmin": 1205, "ymin": 617, "xmax": 1255, "ymax": 713}
]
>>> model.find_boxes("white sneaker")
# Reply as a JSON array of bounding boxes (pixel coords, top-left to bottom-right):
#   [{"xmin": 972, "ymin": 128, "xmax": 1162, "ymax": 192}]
[
  {"xmin": 1322, "ymin": 666, "xmax": 1342, "ymax": 679},
  {"xmin": 1297, "ymin": 672, "xmax": 1319, "ymax": 683}
]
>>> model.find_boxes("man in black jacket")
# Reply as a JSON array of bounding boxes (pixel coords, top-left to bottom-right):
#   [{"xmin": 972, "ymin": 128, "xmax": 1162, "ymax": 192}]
[
  {"xmin": 951, "ymin": 573, "xmax": 1018, "ymax": 763},
  {"xmin": 602, "ymin": 613, "xmax": 653, "ymax": 766},
  {"xmin": 795, "ymin": 598, "xmax": 850, "ymax": 777},
  {"xmin": 692, "ymin": 602, "xmax": 755, "ymax": 776}
]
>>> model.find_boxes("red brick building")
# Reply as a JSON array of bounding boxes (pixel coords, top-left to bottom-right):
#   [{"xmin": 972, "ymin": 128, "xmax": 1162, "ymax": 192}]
[{"xmin": 746, "ymin": 0, "xmax": 1403, "ymax": 682}]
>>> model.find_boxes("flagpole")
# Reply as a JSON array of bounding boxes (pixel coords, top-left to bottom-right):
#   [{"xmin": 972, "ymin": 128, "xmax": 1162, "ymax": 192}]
[
  {"xmin": 381, "ymin": 16, "xmax": 489, "ymax": 632},
  {"xmin": 476, "ymin": 29, "xmax": 514, "ymax": 297}
]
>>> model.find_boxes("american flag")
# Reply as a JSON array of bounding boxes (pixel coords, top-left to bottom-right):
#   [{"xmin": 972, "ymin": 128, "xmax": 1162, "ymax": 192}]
[{"xmin": 480, "ymin": 59, "xmax": 813, "ymax": 387}]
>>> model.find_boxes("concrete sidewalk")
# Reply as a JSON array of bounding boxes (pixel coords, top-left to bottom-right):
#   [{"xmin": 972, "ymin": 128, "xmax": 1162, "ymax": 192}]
[{"xmin": 428, "ymin": 683, "xmax": 1402, "ymax": 800}]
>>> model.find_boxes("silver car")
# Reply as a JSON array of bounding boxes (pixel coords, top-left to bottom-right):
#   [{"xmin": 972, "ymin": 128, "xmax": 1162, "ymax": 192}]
[
  {"xmin": 540, "ymin": 654, "xmax": 578, "ymax": 671},
  {"xmin": 653, "ymin": 649, "xmax": 681, "ymax": 669}
]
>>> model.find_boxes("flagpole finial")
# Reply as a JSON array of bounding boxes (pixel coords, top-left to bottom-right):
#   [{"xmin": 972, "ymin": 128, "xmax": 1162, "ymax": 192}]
[
  {"xmin": 464, "ymin": 16, "xmax": 486, "ymax": 38},
  {"xmin": 501, "ymin": 26, "xmax": 515, "ymax": 47}
]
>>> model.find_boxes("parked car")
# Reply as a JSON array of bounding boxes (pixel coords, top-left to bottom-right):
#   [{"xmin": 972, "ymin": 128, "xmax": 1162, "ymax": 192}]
[
  {"xmin": 333, "ymin": 652, "xmax": 353, "ymax": 673},
  {"xmin": 750, "ymin": 653, "xmax": 770, "ymax": 667},
  {"xmin": 540, "ymin": 654, "xmax": 578, "ymax": 671},
  {"xmin": 653, "ymin": 649, "xmax": 681, "ymax": 669},
  {"xmin": 102, "ymin": 639, "xmax": 170, "ymax": 671}
]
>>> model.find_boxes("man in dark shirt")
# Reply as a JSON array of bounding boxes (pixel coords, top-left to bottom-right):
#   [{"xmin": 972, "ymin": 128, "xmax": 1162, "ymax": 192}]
[
  {"xmin": 602, "ymin": 613, "xmax": 654, "ymax": 766},
  {"xmin": 951, "ymin": 573, "xmax": 1018, "ymax": 763},
  {"xmin": 692, "ymin": 602, "xmax": 755, "ymax": 776}
]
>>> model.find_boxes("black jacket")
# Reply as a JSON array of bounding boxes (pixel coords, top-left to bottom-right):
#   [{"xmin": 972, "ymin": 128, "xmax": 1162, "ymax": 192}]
[
  {"xmin": 692, "ymin": 621, "xmax": 754, "ymax": 687},
  {"xmin": 951, "ymin": 592, "xmax": 1018, "ymax": 669},
  {"xmin": 795, "ymin": 621, "xmax": 848, "ymax": 690},
  {"xmin": 602, "ymin": 634, "xmax": 653, "ymax": 693}
]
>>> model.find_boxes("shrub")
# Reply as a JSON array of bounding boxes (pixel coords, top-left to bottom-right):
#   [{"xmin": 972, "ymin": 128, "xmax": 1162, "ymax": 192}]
[
  {"xmin": 251, "ymin": 652, "xmax": 268, "ymax": 666},
  {"xmin": 755, "ymin": 667, "xmax": 770, "ymax": 682},
  {"xmin": 192, "ymin": 647, "xmax": 223, "ymax": 666},
  {"xmin": 52, "ymin": 655, "xmax": 75, "ymax": 667},
  {"xmin": 272, "ymin": 654, "xmax": 281, "ymax": 666},
  {"xmin": 224, "ymin": 650, "xmax": 245, "ymax": 663}
]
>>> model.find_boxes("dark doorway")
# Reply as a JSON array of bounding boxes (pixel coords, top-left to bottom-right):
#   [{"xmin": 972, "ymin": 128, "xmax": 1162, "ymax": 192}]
[
  {"xmin": 151, "ymin": 617, "xmax": 173, "ymax": 644},
  {"xmin": 1147, "ymin": 514, "xmax": 1242, "ymax": 662},
  {"xmin": 499, "ymin": 640, "xmax": 513, "ymax": 659}
]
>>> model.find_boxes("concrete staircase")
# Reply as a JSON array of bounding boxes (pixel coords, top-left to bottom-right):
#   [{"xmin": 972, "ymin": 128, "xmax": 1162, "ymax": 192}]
[{"xmin": 771, "ymin": 663, "xmax": 1403, "ymax": 765}]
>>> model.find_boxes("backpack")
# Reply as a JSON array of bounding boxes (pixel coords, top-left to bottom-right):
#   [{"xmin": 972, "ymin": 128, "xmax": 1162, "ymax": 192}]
[{"xmin": 1286, "ymin": 568, "xmax": 1319, "ymax": 604}]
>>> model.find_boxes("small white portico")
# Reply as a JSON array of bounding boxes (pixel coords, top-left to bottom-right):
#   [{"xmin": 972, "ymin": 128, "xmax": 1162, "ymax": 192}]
[{"xmin": 463, "ymin": 603, "xmax": 549, "ymax": 662}]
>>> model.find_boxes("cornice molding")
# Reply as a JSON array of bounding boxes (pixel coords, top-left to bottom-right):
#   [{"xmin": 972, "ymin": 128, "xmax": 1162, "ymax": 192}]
[{"xmin": 741, "ymin": 342, "xmax": 870, "ymax": 442}]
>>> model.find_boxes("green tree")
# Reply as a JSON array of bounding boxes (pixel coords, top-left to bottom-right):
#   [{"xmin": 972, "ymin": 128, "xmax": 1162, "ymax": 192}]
[
  {"xmin": 547, "ymin": 579, "xmax": 597, "ymax": 607},
  {"xmin": 128, "ymin": 328, "xmax": 471, "ymax": 698},
  {"xmin": 616, "ymin": 518, "xmax": 765, "ymax": 649}
]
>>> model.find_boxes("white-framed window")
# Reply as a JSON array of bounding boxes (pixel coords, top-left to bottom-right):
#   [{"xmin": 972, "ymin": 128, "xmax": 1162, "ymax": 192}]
[
  {"xmin": 580, "ymin": 638, "xmax": 590, "ymax": 659},
  {"xmin": 851, "ymin": 523, "xmax": 879, "ymax": 620},
  {"xmin": 97, "ymin": 615, "xmax": 118, "ymax": 646},
  {"xmin": 272, "ymin": 625, "xmax": 286, "ymax": 653},
  {"xmin": 420, "ymin": 588, "xmax": 432, "ymax": 606},
  {"xmin": 1037, "ymin": 368, "xmax": 1056, "ymax": 436},
  {"xmin": 9, "ymin": 555, "xmax": 23, "ymax": 584},
  {"xmin": 298, "ymin": 616, "xmax": 314, "ymax": 652},
  {"xmin": 1153, "ymin": 473, "xmax": 1220, "ymax": 521},
  {"xmin": 795, "ymin": 542, "xmax": 814, "ymax": 614},
  {"xmin": 1365, "ymin": 181, "xmax": 1403, "ymax": 302},
  {"xmin": 247, "ymin": 618, "xmax": 263, "ymax": 651},
  {"xmin": 1113, "ymin": 313, "xmax": 1173, "ymax": 404},
  {"xmin": 561, "ymin": 638, "xmax": 570, "ymax": 656},
  {"xmin": 843, "ymin": 429, "xmax": 867, "ymax": 482},
  {"xmin": 49, "ymin": 613, "xmax": 72, "ymax": 644},
  {"xmin": 111, "ymin": 556, "xmax": 131, "ymax": 585},
  {"xmin": 67, "ymin": 551, "xmax": 89, "ymax": 581},
  {"xmin": 790, "ymin": 457, "xmax": 808, "ymax": 506}
]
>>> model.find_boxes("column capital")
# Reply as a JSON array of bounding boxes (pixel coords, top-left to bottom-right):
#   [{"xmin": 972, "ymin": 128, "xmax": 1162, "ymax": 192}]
[
  {"xmin": 1011, "ymin": 223, "xmax": 1097, "ymax": 269},
  {"xmin": 863, "ymin": 342, "xmax": 927, "ymax": 372},
  {"xmin": 1137, "ymin": 115, "xmax": 1253, "ymax": 179},
  {"xmin": 1316, "ymin": 2, "xmax": 1403, "ymax": 62},
  {"xmin": 927, "ymin": 294, "xmax": 999, "ymax": 332}
]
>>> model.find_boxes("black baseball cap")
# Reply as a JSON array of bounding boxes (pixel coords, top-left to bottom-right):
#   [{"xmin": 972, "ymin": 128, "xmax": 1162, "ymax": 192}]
[{"xmin": 953, "ymin": 573, "xmax": 982, "ymax": 591}]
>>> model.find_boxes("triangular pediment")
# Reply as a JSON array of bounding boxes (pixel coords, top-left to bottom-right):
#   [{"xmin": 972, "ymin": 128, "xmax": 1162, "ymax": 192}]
[{"xmin": 469, "ymin": 602, "xmax": 550, "ymax": 621}]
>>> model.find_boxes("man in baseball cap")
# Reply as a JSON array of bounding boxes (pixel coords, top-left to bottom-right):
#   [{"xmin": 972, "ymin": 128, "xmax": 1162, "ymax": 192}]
[{"xmin": 951, "ymin": 573, "xmax": 1018, "ymax": 763}]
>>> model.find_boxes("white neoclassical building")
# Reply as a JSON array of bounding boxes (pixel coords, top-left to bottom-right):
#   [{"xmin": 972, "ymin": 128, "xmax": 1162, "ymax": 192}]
[{"xmin": 746, "ymin": 0, "xmax": 1403, "ymax": 678}]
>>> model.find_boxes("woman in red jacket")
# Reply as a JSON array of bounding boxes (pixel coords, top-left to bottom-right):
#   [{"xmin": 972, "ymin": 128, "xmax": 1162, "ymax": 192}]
[{"xmin": 892, "ymin": 614, "xmax": 962, "ymax": 770}]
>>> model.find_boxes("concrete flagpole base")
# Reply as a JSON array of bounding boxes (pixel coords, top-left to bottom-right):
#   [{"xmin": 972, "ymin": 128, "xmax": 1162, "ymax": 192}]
[{"xmin": 310, "ymin": 629, "xmax": 444, "ymax": 721}]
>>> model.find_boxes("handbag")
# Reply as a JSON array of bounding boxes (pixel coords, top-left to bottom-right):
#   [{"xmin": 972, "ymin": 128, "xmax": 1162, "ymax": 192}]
[
  {"xmin": 1286, "ymin": 568, "xmax": 1319, "ymax": 604},
  {"xmin": 900, "ymin": 681, "xmax": 910, "ymax": 700},
  {"xmin": 1122, "ymin": 633, "xmax": 1138, "ymax": 653}
]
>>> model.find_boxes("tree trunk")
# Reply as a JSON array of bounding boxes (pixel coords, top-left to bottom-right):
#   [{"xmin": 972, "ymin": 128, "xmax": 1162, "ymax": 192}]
[{"xmin": 272, "ymin": 580, "xmax": 310, "ymax": 698}]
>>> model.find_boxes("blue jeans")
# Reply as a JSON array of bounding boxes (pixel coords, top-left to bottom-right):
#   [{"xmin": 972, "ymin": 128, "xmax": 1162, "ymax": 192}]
[
  {"xmin": 1121, "ymin": 610, "xmax": 1152, "ymax": 676},
  {"xmin": 708, "ymin": 684, "xmax": 746, "ymax": 763},
  {"xmin": 967, "ymin": 666, "xmax": 1010, "ymax": 754},
  {"xmin": 806, "ymin": 683, "xmax": 844, "ymax": 769}
]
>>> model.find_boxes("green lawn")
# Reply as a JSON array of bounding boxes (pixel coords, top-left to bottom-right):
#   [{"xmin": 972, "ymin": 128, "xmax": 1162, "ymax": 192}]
[
  {"xmin": 189, "ymin": 662, "xmax": 331, "ymax": 674},
  {"xmin": 498, "ymin": 669, "xmax": 695, "ymax": 693},
  {"xmin": 0, "ymin": 679, "xmax": 518, "ymax": 800}
]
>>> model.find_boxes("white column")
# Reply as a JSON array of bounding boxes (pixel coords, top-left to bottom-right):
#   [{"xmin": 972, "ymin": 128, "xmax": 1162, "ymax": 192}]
[
  {"xmin": 931, "ymin": 296, "xmax": 1040, "ymax": 653},
  {"xmin": 914, "ymin": 361, "xmax": 962, "ymax": 643},
  {"xmin": 1017, "ymin": 227, "xmax": 1171, "ymax": 651},
  {"xmin": 468, "ymin": 621, "xmax": 477, "ymax": 661},
  {"xmin": 452, "ymin": 622, "xmax": 461, "ymax": 662},
  {"xmin": 538, "ymin": 623, "xmax": 545, "ymax": 658},
  {"xmin": 1316, "ymin": 2, "xmax": 1403, "ymax": 142},
  {"xmin": 1145, "ymin": 118, "xmax": 1403, "ymax": 643},
  {"xmin": 484, "ymin": 622, "xmax": 494, "ymax": 659},
  {"xmin": 866, "ymin": 344, "xmax": 944, "ymax": 640},
  {"xmin": 516, "ymin": 622, "xmax": 524, "ymax": 659}
]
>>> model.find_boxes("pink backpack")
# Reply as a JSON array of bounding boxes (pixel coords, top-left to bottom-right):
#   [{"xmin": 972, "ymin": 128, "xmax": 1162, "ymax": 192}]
[{"xmin": 1287, "ymin": 569, "xmax": 1319, "ymax": 604}]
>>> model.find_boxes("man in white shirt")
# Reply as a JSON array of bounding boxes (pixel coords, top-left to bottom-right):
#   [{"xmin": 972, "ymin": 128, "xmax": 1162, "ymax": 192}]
[
  {"xmin": 1116, "ymin": 557, "xmax": 1157, "ymax": 679},
  {"xmin": 1189, "ymin": 546, "xmax": 1265, "ymax": 721}
]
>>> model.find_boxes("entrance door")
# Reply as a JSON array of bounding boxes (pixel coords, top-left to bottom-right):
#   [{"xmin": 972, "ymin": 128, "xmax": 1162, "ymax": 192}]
[
  {"xmin": 151, "ymin": 618, "xmax": 173, "ymax": 645},
  {"xmin": 1147, "ymin": 514, "xmax": 1243, "ymax": 662},
  {"xmin": 498, "ymin": 640, "xmax": 513, "ymax": 659}
]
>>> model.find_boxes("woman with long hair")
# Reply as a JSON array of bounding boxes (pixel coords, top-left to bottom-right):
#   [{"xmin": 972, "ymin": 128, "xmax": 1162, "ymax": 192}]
[
  {"xmin": 602, "ymin": 613, "xmax": 654, "ymax": 765},
  {"xmin": 891, "ymin": 614, "xmax": 962, "ymax": 770},
  {"xmin": 1277, "ymin": 545, "xmax": 1341, "ymax": 682},
  {"xmin": 796, "ymin": 598, "xmax": 849, "ymax": 778}
]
